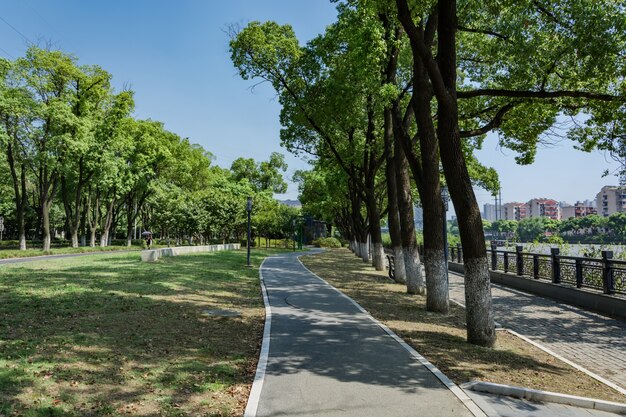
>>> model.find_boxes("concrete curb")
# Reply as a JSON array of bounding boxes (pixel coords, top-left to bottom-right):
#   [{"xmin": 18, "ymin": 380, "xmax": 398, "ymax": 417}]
[
  {"xmin": 448, "ymin": 270, "xmax": 626, "ymax": 397},
  {"xmin": 297, "ymin": 254, "xmax": 488, "ymax": 417},
  {"xmin": 461, "ymin": 381, "xmax": 626, "ymax": 415},
  {"xmin": 243, "ymin": 257, "xmax": 272, "ymax": 417}
]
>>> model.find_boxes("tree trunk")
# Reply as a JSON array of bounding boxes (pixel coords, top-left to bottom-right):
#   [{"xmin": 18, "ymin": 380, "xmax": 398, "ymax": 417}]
[
  {"xmin": 384, "ymin": 109, "xmax": 407, "ymax": 283},
  {"xmin": 100, "ymin": 197, "xmax": 115, "ymax": 247},
  {"xmin": 414, "ymin": 58, "xmax": 449, "ymax": 313},
  {"xmin": 70, "ymin": 228, "xmax": 79, "ymax": 249},
  {"xmin": 395, "ymin": 0, "xmax": 495, "ymax": 346},
  {"xmin": 365, "ymin": 193, "xmax": 385, "ymax": 271},
  {"xmin": 42, "ymin": 202, "xmax": 52, "ymax": 252},
  {"xmin": 436, "ymin": 0, "xmax": 495, "ymax": 346},
  {"xmin": 395, "ymin": 135, "xmax": 425, "ymax": 294}
]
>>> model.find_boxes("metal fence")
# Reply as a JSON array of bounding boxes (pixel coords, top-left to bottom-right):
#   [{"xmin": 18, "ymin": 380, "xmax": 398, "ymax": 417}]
[{"xmin": 448, "ymin": 244, "xmax": 625, "ymax": 296}]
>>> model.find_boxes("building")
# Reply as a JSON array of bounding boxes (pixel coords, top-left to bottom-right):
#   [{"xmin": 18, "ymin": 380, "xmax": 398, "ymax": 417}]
[
  {"xmin": 561, "ymin": 201, "xmax": 598, "ymax": 219},
  {"xmin": 527, "ymin": 198, "xmax": 560, "ymax": 220},
  {"xmin": 483, "ymin": 203, "xmax": 497, "ymax": 221},
  {"xmin": 503, "ymin": 202, "xmax": 528, "ymax": 221},
  {"xmin": 596, "ymin": 186, "xmax": 626, "ymax": 217}
]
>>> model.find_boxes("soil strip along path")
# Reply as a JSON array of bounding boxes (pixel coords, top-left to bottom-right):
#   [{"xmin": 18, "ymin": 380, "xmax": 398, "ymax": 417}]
[
  {"xmin": 448, "ymin": 271, "xmax": 626, "ymax": 394},
  {"xmin": 247, "ymin": 251, "xmax": 482, "ymax": 417}
]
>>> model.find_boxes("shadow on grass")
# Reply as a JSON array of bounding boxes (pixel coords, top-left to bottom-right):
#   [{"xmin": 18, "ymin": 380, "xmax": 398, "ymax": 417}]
[{"xmin": 0, "ymin": 249, "xmax": 280, "ymax": 416}]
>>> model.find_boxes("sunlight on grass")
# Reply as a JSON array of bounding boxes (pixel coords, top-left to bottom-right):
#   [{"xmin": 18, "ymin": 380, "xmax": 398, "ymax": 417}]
[{"xmin": 0, "ymin": 249, "xmax": 285, "ymax": 416}]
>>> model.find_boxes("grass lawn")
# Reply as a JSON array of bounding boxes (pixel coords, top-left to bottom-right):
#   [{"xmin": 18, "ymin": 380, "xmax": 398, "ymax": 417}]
[
  {"xmin": 0, "ymin": 246, "xmax": 143, "ymax": 260},
  {"xmin": 0, "ymin": 249, "xmax": 279, "ymax": 417},
  {"xmin": 301, "ymin": 248, "xmax": 626, "ymax": 403}
]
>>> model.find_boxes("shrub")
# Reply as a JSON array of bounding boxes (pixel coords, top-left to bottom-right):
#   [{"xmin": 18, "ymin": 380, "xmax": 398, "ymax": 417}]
[{"xmin": 312, "ymin": 237, "xmax": 342, "ymax": 248}]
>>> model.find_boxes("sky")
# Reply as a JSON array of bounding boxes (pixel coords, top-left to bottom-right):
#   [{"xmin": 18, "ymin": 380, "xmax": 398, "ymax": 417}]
[{"xmin": 0, "ymin": 1, "xmax": 620, "ymax": 213}]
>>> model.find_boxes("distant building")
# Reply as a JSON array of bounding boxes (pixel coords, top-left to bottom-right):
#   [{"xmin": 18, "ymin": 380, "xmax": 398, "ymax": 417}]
[
  {"xmin": 483, "ymin": 203, "xmax": 497, "ymax": 221},
  {"xmin": 503, "ymin": 202, "xmax": 528, "ymax": 221},
  {"xmin": 527, "ymin": 198, "xmax": 560, "ymax": 220},
  {"xmin": 582, "ymin": 199, "xmax": 596, "ymax": 209},
  {"xmin": 596, "ymin": 186, "xmax": 626, "ymax": 217},
  {"xmin": 561, "ymin": 201, "xmax": 597, "ymax": 219}
]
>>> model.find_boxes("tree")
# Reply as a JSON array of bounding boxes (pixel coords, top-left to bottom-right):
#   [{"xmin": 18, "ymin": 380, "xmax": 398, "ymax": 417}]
[
  {"xmin": 230, "ymin": 19, "xmax": 391, "ymax": 274},
  {"xmin": 395, "ymin": 0, "xmax": 626, "ymax": 346},
  {"xmin": 231, "ymin": 152, "xmax": 288, "ymax": 194}
]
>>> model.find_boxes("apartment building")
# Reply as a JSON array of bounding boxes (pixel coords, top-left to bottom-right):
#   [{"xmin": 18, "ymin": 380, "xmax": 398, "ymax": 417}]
[
  {"xmin": 503, "ymin": 202, "xmax": 528, "ymax": 221},
  {"xmin": 483, "ymin": 203, "xmax": 497, "ymax": 221},
  {"xmin": 596, "ymin": 186, "xmax": 626, "ymax": 217},
  {"xmin": 561, "ymin": 201, "xmax": 598, "ymax": 219},
  {"xmin": 527, "ymin": 198, "xmax": 560, "ymax": 220}
]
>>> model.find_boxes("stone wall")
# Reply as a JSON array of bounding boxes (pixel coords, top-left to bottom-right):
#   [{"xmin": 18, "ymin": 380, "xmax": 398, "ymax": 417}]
[{"xmin": 141, "ymin": 243, "xmax": 241, "ymax": 262}]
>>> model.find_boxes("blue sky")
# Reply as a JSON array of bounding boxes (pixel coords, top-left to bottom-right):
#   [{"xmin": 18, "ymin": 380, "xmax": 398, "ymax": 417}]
[{"xmin": 0, "ymin": 1, "xmax": 619, "ymax": 211}]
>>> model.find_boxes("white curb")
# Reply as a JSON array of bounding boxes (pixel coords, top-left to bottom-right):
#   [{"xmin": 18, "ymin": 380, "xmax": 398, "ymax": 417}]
[
  {"xmin": 448, "ymin": 271, "xmax": 626, "ymax": 397},
  {"xmin": 297, "ymin": 254, "xmax": 488, "ymax": 417},
  {"xmin": 243, "ymin": 257, "xmax": 272, "ymax": 417},
  {"xmin": 461, "ymin": 381, "xmax": 626, "ymax": 415}
]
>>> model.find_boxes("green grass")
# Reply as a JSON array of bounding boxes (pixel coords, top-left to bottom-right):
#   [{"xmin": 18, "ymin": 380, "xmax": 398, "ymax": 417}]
[
  {"xmin": 0, "ymin": 248, "xmax": 282, "ymax": 416},
  {"xmin": 0, "ymin": 245, "xmax": 145, "ymax": 260}
]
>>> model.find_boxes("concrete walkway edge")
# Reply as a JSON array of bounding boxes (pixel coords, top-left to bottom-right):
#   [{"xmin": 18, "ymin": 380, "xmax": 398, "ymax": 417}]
[
  {"xmin": 449, "ymin": 271, "xmax": 626, "ymax": 397},
  {"xmin": 461, "ymin": 381, "xmax": 626, "ymax": 414},
  {"xmin": 244, "ymin": 252, "xmax": 489, "ymax": 417},
  {"xmin": 244, "ymin": 257, "xmax": 272, "ymax": 417},
  {"xmin": 295, "ymin": 255, "xmax": 488, "ymax": 417}
]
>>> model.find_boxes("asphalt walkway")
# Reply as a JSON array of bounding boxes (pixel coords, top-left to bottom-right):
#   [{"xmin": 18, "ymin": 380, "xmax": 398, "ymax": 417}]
[
  {"xmin": 448, "ymin": 271, "xmax": 626, "ymax": 393},
  {"xmin": 248, "ymin": 251, "xmax": 480, "ymax": 417}
]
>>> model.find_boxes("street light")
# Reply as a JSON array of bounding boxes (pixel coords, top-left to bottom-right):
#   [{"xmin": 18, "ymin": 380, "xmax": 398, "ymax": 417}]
[
  {"xmin": 441, "ymin": 186, "xmax": 450, "ymax": 270},
  {"xmin": 292, "ymin": 218, "xmax": 296, "ymax": 252},
  {"xmin": 246, "ymin": 197, "xmax": 252, "ymax": 267}
]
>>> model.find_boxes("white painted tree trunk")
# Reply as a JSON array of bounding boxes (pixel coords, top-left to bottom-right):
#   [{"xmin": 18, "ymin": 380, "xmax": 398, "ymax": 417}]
[
  {"xmin": 360, "ymin": 241, "xmax": 370, "ymax": 263},
  {"xmin": 424, "ymin": 249, "xmax": 449, "ymax": 312},
  {"xmin": 372, "ymin": 242, "xmax": 385, "ymax": 271},
  {"xmin": 404, "ymin": 245, "xmax": 425, "ymax": 294},
  {"xmin": 393, "ymin": 246, "xmax": 407, "ymax": 284},
  {"xmin": 465, "ymin": 256, "xmax": 496, "ymax": 345}
]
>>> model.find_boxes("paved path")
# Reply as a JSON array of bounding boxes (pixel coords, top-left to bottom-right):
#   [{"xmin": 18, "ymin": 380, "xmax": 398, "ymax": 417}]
[
  {"xmin": 251, "ymin": 252, "xmax": 478, "ymax": 417},
  {"xmin": 0, "ymin": 250, "xmax": 139, "ymax": 265},
  {"xmin": 448, "ymin": 272, "xmax": 626, "ymax": 392}
]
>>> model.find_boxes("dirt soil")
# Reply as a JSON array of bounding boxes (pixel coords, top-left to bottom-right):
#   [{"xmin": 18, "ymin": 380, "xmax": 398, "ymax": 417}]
[{"xmin": 300, "ymin": 248, "xmax": 626, "ymax": 403}]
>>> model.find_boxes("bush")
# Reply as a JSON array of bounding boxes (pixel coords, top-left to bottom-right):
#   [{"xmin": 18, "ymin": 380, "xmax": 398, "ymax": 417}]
[{"xmin": 312, "ymin": 237, "xmax": 342, "ymax": 248}]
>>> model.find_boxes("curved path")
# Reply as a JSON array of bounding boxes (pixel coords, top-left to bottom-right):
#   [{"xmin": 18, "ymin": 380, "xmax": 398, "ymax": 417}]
[{"xmin": 246, "ymin": 251, "xmax": 482, "ymax": 417}]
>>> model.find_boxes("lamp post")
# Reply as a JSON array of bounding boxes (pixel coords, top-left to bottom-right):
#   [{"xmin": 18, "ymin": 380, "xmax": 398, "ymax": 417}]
[
  {"xmin": 441, "ymin": 186, "xmax": 450, "ymax": 271},
  {"xmin": 292, "ymin": 218, "xmax": 296, "ymax": 252},
  {"xmin": 246, "ymin": 197, "xmax": 252, "ymax": 267}
]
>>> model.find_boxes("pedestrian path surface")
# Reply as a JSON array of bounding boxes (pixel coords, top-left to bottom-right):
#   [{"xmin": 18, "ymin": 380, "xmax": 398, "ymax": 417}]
[
  {"xmin": 251, "ymin": 251, "xmax": 476, "ymax": 417},
  {"xmin": 448, "ymin": 271, "xmax": 626, "ymax": 392}
]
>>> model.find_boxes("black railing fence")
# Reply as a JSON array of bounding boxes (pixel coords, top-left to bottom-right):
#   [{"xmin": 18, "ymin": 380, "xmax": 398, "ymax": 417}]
[{"xmin": 448, "ymin": 243, "xmax": 625, "ymax": 296}]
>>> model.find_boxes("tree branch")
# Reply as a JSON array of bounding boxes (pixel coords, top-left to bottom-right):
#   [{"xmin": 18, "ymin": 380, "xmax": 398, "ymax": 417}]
[
  {"xmin": 458, "ymin": 89, "xmax": 624, "ymax": 101},
  {"xmin": 460, "ymin": 102, "xmax": 520, "ymax": 137},
  {"xmin": 457, "ymin": 25, "xmax": 509, "ymax": 40}
]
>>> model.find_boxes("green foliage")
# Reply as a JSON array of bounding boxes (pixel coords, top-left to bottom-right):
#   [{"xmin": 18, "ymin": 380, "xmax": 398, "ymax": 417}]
[
  {"xmin": 312, "ymin": 237, "xmax": 342, "ymax": 248},
  {"xmin": 231, "ymin": 152, "xmax": 288, "ymax": 193},
  {"xmin": 0, "ymin": 47, "xmax": 293, "ymax": 249}
]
